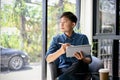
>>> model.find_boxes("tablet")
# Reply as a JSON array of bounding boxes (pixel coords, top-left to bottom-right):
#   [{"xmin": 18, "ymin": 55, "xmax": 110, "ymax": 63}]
[{"xmin": 66, "ymin": 45, "xmax": 91, "ymax": 57}]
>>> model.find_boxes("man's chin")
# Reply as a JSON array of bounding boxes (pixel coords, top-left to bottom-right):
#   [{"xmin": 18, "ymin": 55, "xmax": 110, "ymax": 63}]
[
  {"xmin": 60, "ymin": 30, "xmax": 69, "ymax": 33},
  {"xmin": 61, "ymin": 31, "xmax": 68, "ymax": 33},
  {"xmin": 60, "ymin": 30, "xmax": 66, "ymax": 32}
]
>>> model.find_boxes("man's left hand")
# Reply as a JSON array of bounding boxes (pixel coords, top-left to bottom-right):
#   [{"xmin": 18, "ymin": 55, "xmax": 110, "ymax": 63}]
[{"xmin": 74, "ymin": 51, "xmax": 84, "ymax": 60}]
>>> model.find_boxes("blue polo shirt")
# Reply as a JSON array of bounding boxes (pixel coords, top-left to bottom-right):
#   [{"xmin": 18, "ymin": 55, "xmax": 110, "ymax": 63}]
[{"xmin": 46, "ymin": 32, "xmax": 91, "ymax": 68}]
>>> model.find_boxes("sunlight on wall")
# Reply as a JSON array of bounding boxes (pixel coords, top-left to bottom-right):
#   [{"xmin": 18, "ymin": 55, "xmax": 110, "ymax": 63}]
[{"xmin": 80, "ymin": 0, "xmax": 93, "ymax": 44}]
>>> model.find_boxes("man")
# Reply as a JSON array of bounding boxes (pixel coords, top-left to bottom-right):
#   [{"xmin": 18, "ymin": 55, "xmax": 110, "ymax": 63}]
[{"xmin": 46, "ymin": 12, "xmax": 92, "ymax": 80}]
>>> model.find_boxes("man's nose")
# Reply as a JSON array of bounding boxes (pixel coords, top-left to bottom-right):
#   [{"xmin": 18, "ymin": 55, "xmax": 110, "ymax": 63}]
[{"xmin": 60, "ymin": 23, "xmax": 64, "ymax": 26}]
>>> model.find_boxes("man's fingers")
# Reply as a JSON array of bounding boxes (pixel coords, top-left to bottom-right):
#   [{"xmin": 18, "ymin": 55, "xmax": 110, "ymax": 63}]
[
  {"xmin": 65, "ymin": 43, "xmax": 71, "ymax": 47},
  {"xmin": 79, "ymin": 53, "xmax": 83, "ymax": 58},
  {"xmin": 74, "ymin": 52, "xmax": 84, "ymax": 60},
  {"xmin": 75, "ymin": 55, "xmax": 80, "ymax": 59},
  {"xmin": 74, "ymin": 52, "xmax": 80, "ymax": 59},
  {"xmin": 62, "ymin": 43, "xmax": 70, "ymax": 48},
  {"xmin": 74, "ymin": 54, "xmax": 79, "ymax": 59}
]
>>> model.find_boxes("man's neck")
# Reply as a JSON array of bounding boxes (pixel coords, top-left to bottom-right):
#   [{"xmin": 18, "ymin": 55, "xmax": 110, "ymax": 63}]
[{"xmin": 64, "ymin": 30, "xmax": 74, "ymax": 38}]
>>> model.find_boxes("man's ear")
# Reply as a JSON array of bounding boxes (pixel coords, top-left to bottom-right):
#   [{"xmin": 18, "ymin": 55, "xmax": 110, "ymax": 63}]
[{"xmin": 72, "ymin": 23, "xmax": 76, "ymax": 28}]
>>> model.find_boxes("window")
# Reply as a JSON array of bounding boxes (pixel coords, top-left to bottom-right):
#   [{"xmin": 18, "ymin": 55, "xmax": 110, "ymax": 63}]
[
  {"xmin": 99, "ymin": 39, "xmax": 113, "ymax": 75},
  {"xmin": 0, "ymin": 0, "xmax": 80, "ymax": 80},
  {"xmin": 0, "ymin": 0, "xmax": 42, "ymax": 80},
  {"xmin": 47, "ymin": 0, "xmax": 76, "ymax": 46},
  {"xmin": 97, "ymin": 0, "xmax": 116, "ymax": 34},
  {"xmin": 93, "ymin": 0, "xmax": 120, "ymax": 79}
]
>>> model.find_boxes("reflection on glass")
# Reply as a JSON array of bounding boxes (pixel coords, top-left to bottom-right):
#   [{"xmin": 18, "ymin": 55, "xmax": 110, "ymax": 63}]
[
  {"xmin": 100, "ymin": 39, "xmax": 113, "ymax": 75},
  {"xmin": 99, "ymin": 0, "xmax": 116, "ymax": 34}
]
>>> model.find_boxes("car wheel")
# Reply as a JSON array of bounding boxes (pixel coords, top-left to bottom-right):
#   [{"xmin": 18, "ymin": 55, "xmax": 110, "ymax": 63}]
[{"xmin": 9, "ymin": 56, "xmax": 23, "ymax": 70}]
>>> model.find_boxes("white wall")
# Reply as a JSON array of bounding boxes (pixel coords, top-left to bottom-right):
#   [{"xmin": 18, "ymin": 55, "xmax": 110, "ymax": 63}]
[{"xmin": 80, "ymin": 0, "xmax": 93, "ymax": 44}]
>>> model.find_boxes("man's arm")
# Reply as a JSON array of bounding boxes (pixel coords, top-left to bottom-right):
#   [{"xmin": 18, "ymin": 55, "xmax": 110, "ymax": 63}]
[
  {"xmin": 46, "ymin": 48, "xmax": 64, "ymax": 63},
  {"xmin": 46, "ymin": 43, "xmax": 70, "ymax": 63}
]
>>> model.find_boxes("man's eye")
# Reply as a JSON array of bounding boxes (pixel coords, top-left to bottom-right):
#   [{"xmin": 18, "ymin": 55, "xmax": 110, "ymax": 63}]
[
  {"xmin": 60, "ymin": 22, "xmax": 66, "ymax": 24},
  {"xmin": 64, "ymin": 21, "xmax": 67, "ymax": 23}
]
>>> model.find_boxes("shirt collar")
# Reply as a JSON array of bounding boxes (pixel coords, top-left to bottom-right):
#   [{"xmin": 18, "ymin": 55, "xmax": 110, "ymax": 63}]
[{"xmin": 62, "ymin": 31, "xmax": 77, "ymax": 40}]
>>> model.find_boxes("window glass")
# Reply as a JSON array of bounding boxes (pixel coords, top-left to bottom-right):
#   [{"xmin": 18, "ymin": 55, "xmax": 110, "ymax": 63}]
[
  {"xmin": 47, "ymin": 0, "xmax": 77, "ymax": 78},
  {"xmin": 99, "ymin": 39, "xmax": 113, "ymax": 76},
  {"xmin": 98, "ymin": 0, "xmax": 116, "ymax": 34},
  {"xmin": 47, "ymin": 0, "xmax": 76, "ymax": 47},
  {"xmin": 0, "ymin": 0, "xmax": 42, "ymax": 80}
]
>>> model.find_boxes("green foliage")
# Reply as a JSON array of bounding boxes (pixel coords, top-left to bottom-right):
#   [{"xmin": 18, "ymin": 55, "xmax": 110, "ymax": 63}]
[
  {"xmin": 0, "ymin": 34, "xmax": 20, "ymax": 48},
  {"xmin": 14, "ymin": 0, "xmax": 27, "ymax": 15},
  {"xmin": 23, "ymin": 40, "xmax": 42, "ymax": 62},
  {"xmin": 47, "ymin": 1, "xmax": 76, "ymax": 47},
  {"xmin": 0, "ymin": 0, "xmax": 42, "ymax": 62},
  {"xmin": 1, "ymin": 4, "xmax": 15, "ymax": 27},
  {"xmin": 64, "ymin": 1, "xmax": 76, "ymax": 12}
]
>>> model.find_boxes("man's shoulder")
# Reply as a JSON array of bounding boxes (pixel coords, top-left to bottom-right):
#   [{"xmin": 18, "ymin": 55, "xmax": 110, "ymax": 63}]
[
  {"xmin": 53, "ymin": 33, "xmax": 63, "ymax": 38},
  {"xmin": 52, "ymin": 33, "xmax": 64, "ymax": 41},
  {"xmin": 75, "ymin": 32, "xmax": 87, "ymax": 37}
]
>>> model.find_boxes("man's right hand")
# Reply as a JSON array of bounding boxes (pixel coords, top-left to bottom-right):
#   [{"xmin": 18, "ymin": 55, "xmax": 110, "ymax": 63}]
[
  {"xmin": 46, "ymin": 43, "xmax": 70, "ymax": 63},
  {"xmin": 60, "ymin": 43, "xmax": 70, "ymax": 54}
]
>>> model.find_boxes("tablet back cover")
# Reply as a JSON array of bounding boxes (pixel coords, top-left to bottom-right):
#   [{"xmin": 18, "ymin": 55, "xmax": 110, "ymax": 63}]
[{"xmin": 66, "ymin": 45, "xmax": 91, "ymax": 57}]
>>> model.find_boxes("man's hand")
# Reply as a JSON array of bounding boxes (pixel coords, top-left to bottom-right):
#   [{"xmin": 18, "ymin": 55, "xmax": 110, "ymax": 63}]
[
  {"xmin": 60, "ymin": 43, "xmax": 70, "ymax": 54},
  {"xmin": 74, "ymin": 51, "xmax": 84, "ymax": 60},
  {"xmin": 74, "ymin": 51, "xmax": 91, "ymax": 64}
]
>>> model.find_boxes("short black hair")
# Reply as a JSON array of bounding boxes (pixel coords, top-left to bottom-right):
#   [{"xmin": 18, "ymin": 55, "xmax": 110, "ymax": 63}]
[{"xmin": 60, "ymin": 12, "xmax": 77, "ymax": 24}]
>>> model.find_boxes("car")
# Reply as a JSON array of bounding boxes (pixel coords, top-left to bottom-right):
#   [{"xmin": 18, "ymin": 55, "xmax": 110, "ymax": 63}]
[{"xmin": 0, "ymin": 46, "xmax": 29, "ymax": 70}]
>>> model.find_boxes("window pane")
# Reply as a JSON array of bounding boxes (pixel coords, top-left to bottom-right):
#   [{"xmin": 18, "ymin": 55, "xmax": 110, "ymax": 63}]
[
  {"xmin": 0, "ymin": 0, "xmax": 42, "ymax": 80},
  {"xmin": 99, "ymin": 0, "xmax": 116, "ymax": 34},
  {"xmin": 47, "ymin": 0, "xmax": 77, "ymax": 78},
  {"xmin": 47, "ymin": 0, "xmax": 76, "ymax": 46},
  {"xmin": 99, "ymin": 39, "xmax": 113, "ymax": 76}
]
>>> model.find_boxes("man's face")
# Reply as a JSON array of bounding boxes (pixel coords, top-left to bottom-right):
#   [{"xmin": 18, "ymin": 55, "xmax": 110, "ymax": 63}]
[{"xmin": 60, "ymin": 17, "xmax": 75, "ymax": 32}]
